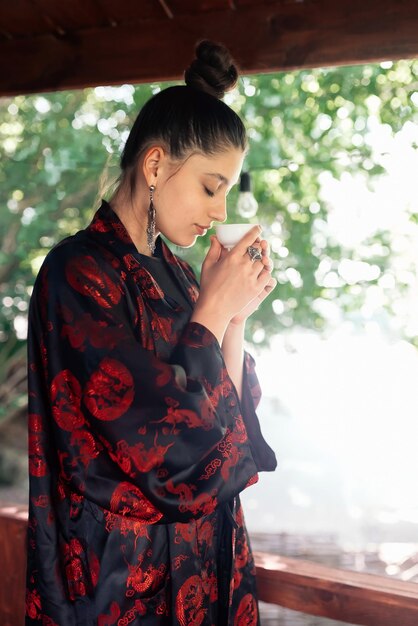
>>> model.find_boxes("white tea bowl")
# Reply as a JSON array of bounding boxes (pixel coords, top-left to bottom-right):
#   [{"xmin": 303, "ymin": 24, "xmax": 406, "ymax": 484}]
[{"xmin": 215, "ymin": 223, "xmax": 256, "ymax": 250}]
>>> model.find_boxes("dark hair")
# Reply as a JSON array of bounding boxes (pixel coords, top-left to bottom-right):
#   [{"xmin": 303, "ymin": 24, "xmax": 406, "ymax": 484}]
[{"xmin": 119, "ymin": 40, "xmax": 247, "ymax": 195}]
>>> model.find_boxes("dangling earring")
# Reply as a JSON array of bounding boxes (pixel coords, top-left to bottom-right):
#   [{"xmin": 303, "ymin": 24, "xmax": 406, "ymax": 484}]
[{"xmin": 146, "ymin": 184, "xmax": 156, "ymax": 254}]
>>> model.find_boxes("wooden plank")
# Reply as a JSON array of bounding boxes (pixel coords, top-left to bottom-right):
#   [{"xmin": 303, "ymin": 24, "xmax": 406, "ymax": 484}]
[
  {"xmin": 33, "ymin": 0, "xmax": 113, "ymax": 33},
  {"xmin": 236, "ymin": 0, "xmax": 304, "ymax": 5},
  {"xmin": 0, "ymin": 0, "xmax": 163, "ymax": 37},
  {"xmin": 167, "ymin": 0, "xmax": 232, "ymax": 14},
  {"xmin": 254, "ymin": 551, "xmax": 418, "ymax": 626},
  {"xmin": 98, "ymin": 0, "xmax": 167, "ymax": 23},
  {"xmin": 0, "ymin": 0, "xmax": 46, "ymax": 38},
  {"xmin": 0, "ymin": 505, "xmax": 27, "ymax": 626},
  {"xmin": 0, "ymin": 0, "xmax": 417, "ymax": 95}
]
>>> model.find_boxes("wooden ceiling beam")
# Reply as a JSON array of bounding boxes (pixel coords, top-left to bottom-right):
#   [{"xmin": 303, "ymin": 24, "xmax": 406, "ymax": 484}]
[{"xmin": 1, "ymin": 0, "xmax": 417, "ymax": 96}]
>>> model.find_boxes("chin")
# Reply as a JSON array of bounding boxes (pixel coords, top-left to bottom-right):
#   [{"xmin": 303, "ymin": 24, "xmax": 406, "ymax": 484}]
[{"xmin": 168, "ymin": 235, "xmax": 197, "ymax": 249}]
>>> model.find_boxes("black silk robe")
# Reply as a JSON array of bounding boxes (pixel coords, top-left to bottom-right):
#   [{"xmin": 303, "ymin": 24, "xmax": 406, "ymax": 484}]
[{"xmin": 25, "ymin": 199, "xmax": 277, "ymax": 626}]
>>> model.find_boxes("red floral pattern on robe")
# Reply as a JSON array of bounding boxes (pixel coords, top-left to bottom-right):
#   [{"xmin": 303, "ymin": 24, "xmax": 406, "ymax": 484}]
[{"xmin": 25, "ymin": 199, "xmax": 276, "ymax": 625}]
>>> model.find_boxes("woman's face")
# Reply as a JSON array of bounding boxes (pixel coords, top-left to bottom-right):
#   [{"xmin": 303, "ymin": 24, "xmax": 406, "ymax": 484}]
[{"xmin": 152, "ymin": 147, "xmax": 245, "ymax": 248}]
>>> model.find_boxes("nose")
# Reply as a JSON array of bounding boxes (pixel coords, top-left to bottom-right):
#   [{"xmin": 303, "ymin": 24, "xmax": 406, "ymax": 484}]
[{"xmin": 209, "ymin": 197, "xmax": 227, "ymax": 224}]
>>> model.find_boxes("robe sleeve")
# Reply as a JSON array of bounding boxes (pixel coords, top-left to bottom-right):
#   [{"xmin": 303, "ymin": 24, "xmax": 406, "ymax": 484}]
[
  {"xmin": 29, "ymin": 242, "xmax": 260, "ymax": 524},
  {"xmin": 240, "ymin": 352, "xmax": 277, "ymax": 472},
  {"xmin": 176, "ymin": 253, "xmax": 277, "ymax": 474}
]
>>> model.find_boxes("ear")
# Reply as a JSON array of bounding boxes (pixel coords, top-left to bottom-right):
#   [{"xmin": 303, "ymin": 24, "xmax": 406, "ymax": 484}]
[{"xmin": 142, "ymin": 146, "xmax": 167, "ymax": 188}]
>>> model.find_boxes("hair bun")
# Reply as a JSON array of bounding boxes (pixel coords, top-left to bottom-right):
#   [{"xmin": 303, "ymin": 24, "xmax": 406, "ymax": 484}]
[{"xmin": 184, "ymin": 40, "xmax": 239, "ymax": 99}]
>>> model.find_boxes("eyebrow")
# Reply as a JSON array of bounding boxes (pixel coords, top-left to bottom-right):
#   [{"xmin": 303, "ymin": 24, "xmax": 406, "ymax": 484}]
[{"xmin": 204, "ymin": 172, "xmax": 230, "ymax": 185}]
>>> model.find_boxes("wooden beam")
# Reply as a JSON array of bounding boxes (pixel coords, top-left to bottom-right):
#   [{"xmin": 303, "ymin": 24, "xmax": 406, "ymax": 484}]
[
  {"xmin": 254, "ymin": 551, "xmax": 418, "ymax": 626},
  {"xmin": 0, "ymin": 0, "xmax": 417, "ymax": 95}
]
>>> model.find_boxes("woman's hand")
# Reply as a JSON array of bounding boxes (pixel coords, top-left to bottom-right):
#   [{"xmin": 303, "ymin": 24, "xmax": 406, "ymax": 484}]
[
  {"xmin": 228, "ymin": 239, "xmax": 277, "ymax": 325},
  {"xmin": 229, "ymin": 277, "xmax": 277, "ymax": 325},
  {"xmin": 191, "ymin": 226, "xmax": 275, "ymax": 343}
]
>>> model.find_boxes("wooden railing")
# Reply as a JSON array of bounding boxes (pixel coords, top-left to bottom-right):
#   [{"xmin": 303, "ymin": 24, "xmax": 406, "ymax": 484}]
[
  {"xmin": 1, "ymin": 505, "xmax": 418, "ymax": 626},
  {"xmin": 255, "ymin": 551, "xmax": 418, "ymax": 626}
]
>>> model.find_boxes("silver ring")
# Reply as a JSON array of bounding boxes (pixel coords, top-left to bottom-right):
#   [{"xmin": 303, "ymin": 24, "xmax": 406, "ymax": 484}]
[{"xmin": 247, "ymin": 246, "xmax": 262, "ymax": 262}]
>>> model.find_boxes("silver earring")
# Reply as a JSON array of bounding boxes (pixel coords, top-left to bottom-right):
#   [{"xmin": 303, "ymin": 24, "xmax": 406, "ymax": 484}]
[{"xmin": 146, "ymin": 184, "xmax": 156, "ymax": 254}]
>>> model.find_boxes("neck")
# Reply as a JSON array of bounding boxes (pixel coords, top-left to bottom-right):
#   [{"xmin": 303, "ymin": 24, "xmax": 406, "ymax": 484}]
[{"xmin": 109, "ymin": 189, "xmax": 159, "ymax": 257}]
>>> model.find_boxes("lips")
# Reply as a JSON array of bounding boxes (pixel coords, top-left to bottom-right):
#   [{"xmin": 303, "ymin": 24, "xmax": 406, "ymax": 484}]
[{"xmin": 196, "ymin": 224, "xmax": 210, "ymax": 235}]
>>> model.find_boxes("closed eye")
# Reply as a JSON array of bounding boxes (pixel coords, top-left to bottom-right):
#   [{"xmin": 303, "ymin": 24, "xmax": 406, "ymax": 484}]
[{"xmin": 203, "ymin": 186, "xmax": 215, "ymax": 197}]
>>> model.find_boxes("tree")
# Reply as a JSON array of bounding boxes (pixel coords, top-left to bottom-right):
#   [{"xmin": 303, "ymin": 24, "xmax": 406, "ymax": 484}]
[{"xmin": 0, "ymin": 60, "xmax": 417, "ymax": 427}]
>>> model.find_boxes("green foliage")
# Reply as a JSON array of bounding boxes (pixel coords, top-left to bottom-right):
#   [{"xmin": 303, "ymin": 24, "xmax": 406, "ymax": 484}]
[{"xmin": 0, "ymin": 60, "xmax": 417, "ymax": 368}]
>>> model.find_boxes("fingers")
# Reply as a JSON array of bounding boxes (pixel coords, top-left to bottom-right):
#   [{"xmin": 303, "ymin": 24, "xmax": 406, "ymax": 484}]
[
  {"xmin": 265, "ymin": 277, "xmax": 277, "ymax": 292},
  {"xmin": 233, "ymin": 225, "xmax": 263, "ymax": 255},
  {"xmin": 248, "ymin": 239, "xmax": 272, "ymax": 274},
  {"xmin": 256, "ymin": 277, "xmax": 277, "ymax": 306},
  {"xmin": 252, "ymin": 277, "xmax": 278, "ymax": 312},
  {"xmin": 201, "ymin": 228, "xmax": 276, "ymax": 318},
  {"xmin": 245, "ymin": 237, "xmax": 273, "ymax": 271},
  {"xmin": 203, "ymin": 236, "xmax": 222, "ymax": 267},
  {"xmin": 255, "ymin": 259, "xmax": 275, "ymax": 284},
  {"xmin": 260, "ymin": 240, "xmax": 272, "ymax": 271},
  {"xmin": 260, "ymin": 239, "xmax": 270, "ymax": 256}
]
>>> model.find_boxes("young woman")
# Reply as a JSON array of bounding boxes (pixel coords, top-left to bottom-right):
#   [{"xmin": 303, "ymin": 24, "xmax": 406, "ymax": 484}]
[{"xmin": 26, "ymin": 40, "xmax": 277, "ymax": 625}]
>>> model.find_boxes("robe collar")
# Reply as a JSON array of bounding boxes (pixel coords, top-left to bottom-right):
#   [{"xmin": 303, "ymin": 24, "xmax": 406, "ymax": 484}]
[{"xmin": 86, "ymin": 199, "xmax": 199, "ymax": 305}]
